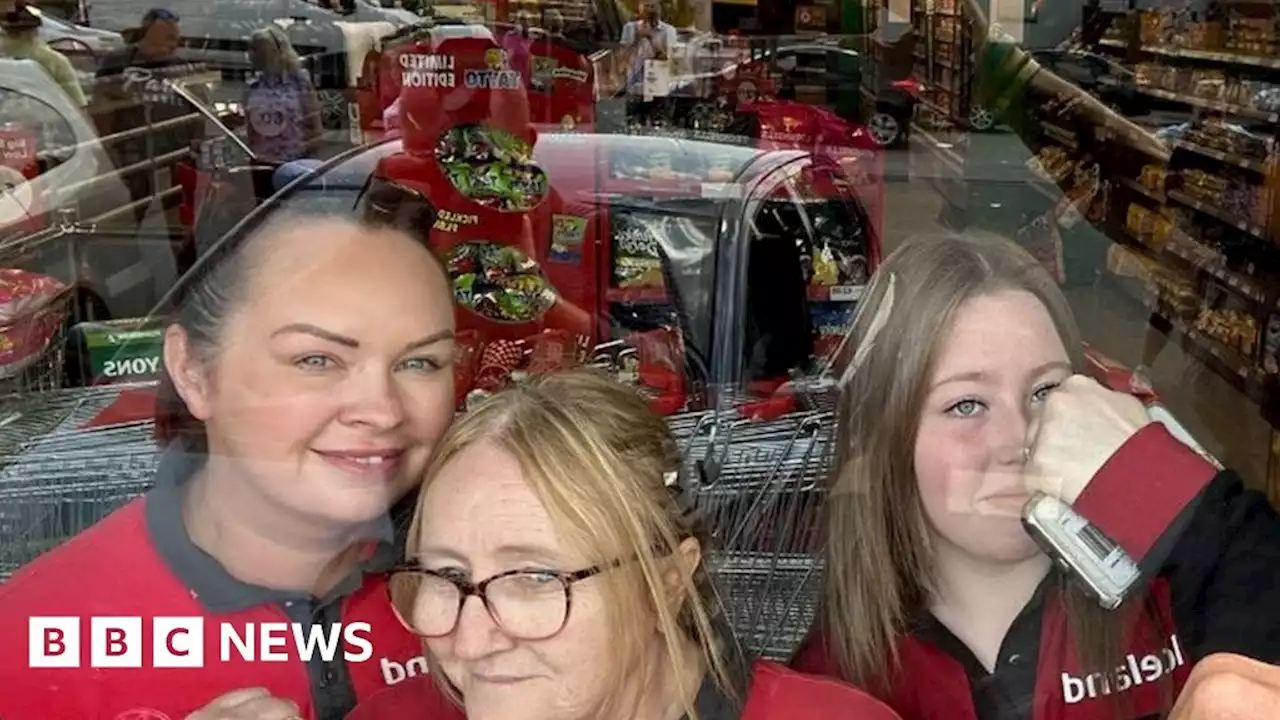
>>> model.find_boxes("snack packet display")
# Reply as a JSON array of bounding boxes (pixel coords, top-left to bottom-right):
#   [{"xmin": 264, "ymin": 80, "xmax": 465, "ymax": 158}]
[
  {"xmin": 612, "ymin": 216, "xmax": 666, "ymax": 289},
  {"xmin": 436, "ymin": 124, "xmax": 548, "ymax": 213},
  {"xmin": 447, "ymin": 242, "xmax": 558, "ymax": 324},
  {"xmin": 627, "ymin": 327, "xmax": 687, "ymax": 414},
  {"xmin": 525, "ymin": 329, "xmax": 586, "ymax": 375},
  {"xmin": 0, "ymin": 269, "xmax": 68, "ymax": 378},
  {"xmin": 473, "ymin": 338, "xmax": 524, "ymax": 394}
]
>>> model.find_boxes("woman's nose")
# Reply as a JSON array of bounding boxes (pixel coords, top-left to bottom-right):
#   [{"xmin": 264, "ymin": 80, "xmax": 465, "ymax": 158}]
[
  {"xmin": 339, "ymin": 366, "xmax": 407, "ymax": 430},
  {"xmin": 994, "ymin": 401, "xmax": 1036, "ymax": 465},
  {"xmin": 451, "ymin": 595, "xmax": 515, "ymax": 660}
]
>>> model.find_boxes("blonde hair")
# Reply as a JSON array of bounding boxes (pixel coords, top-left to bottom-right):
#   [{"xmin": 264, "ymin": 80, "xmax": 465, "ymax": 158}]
[
  {"xmin": 819, "ymin": 231, "xmax": 1166, "ymax": 707},
  {"xmin": 406, "ymin": 369, "xmax": 738, "ymax": 719},
  {"xmin": 250, "ymin": 25, "xmax": 302, "ymax": 75}
]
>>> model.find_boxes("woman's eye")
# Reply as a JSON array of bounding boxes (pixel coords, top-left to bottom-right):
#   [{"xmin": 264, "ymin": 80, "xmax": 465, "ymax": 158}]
[
  {"xmin": 1032, "ymin": 383, "xmax": 1061, "ymax": 402},
  {"xmin": 295, "ymin": 354, "xmax": 335, "ymax": 370},
  {"xmin": 399, "ymin": 356, "xmax": 443, "ymax": 373},
  {"xmin": 946, "ymin": 399, "xmax": 984, "ymax": 418}
]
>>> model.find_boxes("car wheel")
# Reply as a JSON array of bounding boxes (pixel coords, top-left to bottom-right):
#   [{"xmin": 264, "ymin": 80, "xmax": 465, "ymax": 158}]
[
  {"xmin": 867, "ymin": 111, "xmax": 902, "ymax": 147},
  {"xmin": 969, "ymin": 105, "xmax": 996, "ymax": 131}
]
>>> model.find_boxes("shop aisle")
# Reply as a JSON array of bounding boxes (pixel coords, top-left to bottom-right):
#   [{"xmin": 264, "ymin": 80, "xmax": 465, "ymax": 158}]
[{"xmin": 881, "ymin": 170, "xmax": 1272, "ymax": 492}]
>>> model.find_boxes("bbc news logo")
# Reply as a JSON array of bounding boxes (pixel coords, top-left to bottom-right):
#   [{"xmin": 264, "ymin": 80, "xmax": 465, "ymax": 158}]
[{"xmin": 29, "ymin": 617, "xmax": 374, "ymax": 668}]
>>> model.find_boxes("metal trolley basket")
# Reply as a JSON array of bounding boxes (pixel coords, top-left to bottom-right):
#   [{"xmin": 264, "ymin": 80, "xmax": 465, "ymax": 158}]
[
  {"xmin": 673, "ymin": 394, "xmax": 837, "ymax": 661},
  {"xmin": 0, "ymin": 382, "xmax": 159, "ymax": 580}
]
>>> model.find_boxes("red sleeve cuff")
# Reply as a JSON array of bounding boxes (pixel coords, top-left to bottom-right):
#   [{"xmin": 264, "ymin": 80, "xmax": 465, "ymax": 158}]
[{"xmin": 1073, "ymin": 423, "xmax": 1218, "ymax": 562}]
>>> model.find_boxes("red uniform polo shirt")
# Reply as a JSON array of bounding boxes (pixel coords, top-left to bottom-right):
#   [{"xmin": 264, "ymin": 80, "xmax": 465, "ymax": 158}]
[
  {"xmin": 0, "ymin": 447, "xmax": 429, "ymax": 720},
  {"xmin": 793, "ymin": 425, "xmax": 1280, "ymax": 720},
  {"xmin": 346, "ymin": 655, "xmax": 903, "ymax": 720}
]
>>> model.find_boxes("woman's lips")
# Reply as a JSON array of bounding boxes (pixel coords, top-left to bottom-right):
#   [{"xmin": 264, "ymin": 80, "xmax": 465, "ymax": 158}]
[
  {"xmin": 313, "ymin": 449, "xmax": 405, "ymax": 479},
  {"xmin": 974, "ymin": 493, "xmax": 1030, "ymax": 517},
  {"xmin": 471, "ymin": 673, "xmax": 534, "ymax": 686}
]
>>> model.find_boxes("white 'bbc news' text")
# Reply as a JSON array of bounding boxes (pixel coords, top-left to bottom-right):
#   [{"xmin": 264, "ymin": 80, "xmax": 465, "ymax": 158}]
[{"xmin": 28, "ymin": 617, "xmax": 373, "ymax": 668}]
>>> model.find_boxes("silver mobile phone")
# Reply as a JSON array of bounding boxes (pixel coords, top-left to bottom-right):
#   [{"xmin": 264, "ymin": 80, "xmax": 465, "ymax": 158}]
[{"xmin": 1022, "ymin": 493, "xmax": 1142, "ymax": 610}]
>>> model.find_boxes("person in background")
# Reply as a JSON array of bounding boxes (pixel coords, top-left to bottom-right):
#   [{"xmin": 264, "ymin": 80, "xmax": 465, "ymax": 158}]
[
  {"xmin": 243, "ymin": 25, "xmax": 322, "ymax": 164},
  {"xmin": 792, "ymin": 231, "xmax": 1280, "ymax": 719},
  {"xmin": 91, "ymin": 6, "xmax": 202, "ymax": 268},
  {"xmin": 0, "ymin": 1, "xmax": 86, "ymax": 107},
  {"xmin": 499, "ymin": 10, "xmax": 535, "ymax": 82},
  {"xmin": 0, "ymin": 212, "xmax": 458, "ymax": 719},
  {"xmin": 347, "ymin": 369, "xmax": 903, "ymax": 720},
  {"xmin": 619, "ymin": 0, "xmax": 677, "ymax": 95}
]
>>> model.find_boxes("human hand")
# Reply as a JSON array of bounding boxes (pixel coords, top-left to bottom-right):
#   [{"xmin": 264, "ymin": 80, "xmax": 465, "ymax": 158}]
[
  {"xmin": 1025, "ymin": 375, "xmax": 1151, "ymax": 505},
  {"xmin": 185, "ymin": 688, "xmax": 303, "ymax": 720},
  {"xmin": 1169, "ymin": 654, "xmax": 1280, "ymax": 719}
]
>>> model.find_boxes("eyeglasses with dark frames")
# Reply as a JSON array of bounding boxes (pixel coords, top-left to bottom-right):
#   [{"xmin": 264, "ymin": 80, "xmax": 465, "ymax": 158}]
[{"xmin": 388, "ymin": 559, "xmax": 627, "ymax": 641}]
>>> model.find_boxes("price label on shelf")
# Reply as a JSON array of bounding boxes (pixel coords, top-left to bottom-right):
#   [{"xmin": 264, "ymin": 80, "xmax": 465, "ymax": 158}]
[{"xmin": 829, "ymin": 285, "xmax": 866, "ymax": 302}]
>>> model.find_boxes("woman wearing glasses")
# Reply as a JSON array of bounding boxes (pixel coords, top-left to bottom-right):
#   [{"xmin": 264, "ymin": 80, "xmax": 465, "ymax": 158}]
[{"xmin": 346, "ymin": 369, "xmax": 900, "ymax": 720}]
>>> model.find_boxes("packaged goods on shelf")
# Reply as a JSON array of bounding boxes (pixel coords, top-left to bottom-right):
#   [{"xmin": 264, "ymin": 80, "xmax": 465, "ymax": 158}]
[
  {"xmin": 1263, "ymin": 313, "xmax": 1280, "ymax": 374},
  {"xmin": 1126, "ymin": 203, "xmax": 1161, "ymax": 242},
  {"xmin": 1140, "ymin": 163, "xmax": 1169, "ymax": 193},
  {"xmin": 1178, "ymin": 167, "xmax": 1269, "ymax": 228},
  {"xmin": 1149, "ymin": 269, "xmax": 1201, "ymax": 318},
  {"xmin": 0, "ymin": 270, "xmax": 70, "ymax": 391},
  {"xmin": 1185, "ymin": 120, "xmax": 1275, "ymax": 161},
  {"xmin": 1139, "ymin": 10, "xmax": 1166, "ymax": 46},
  {"xmin": 1107, "ymin": 244, "xmax": 1155, "ymax": 280},
  {"xmin": 1194, "ymin": 306, "xmax": 1258, "ymax": 358},
  {"xmin": 1225, "ymin": 17, "xmax": 1278, "ymax": 57}
]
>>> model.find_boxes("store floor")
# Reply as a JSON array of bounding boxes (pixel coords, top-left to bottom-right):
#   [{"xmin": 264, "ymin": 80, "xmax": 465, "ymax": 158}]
[{"xmin": 881, "ymin": 164, "xmax": 1272, "ymax": 492}]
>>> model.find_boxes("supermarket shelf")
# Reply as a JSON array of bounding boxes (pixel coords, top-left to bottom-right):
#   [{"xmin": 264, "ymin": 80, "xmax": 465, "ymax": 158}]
[
  {"xmin": 1119, "ymin": 176, "xmax": 1167, "ymax": 203},
  {"xmin": 808, "ymin": 285, "xmax": 865, "ymax": 302},
  {"xmin": 1161, "ymin": 233, "xmax": 1270, "ymax": 305},
  {"xmin": 1139, "ymin": 45, "xmax": 1280, "ymax": 71},
  {"xmin": 1097, "ymin": 38, "xmax": 1280, "ymax": 71},
  {"xmin": 1042, "ymin": 122, "xmax": 1079, "ymax": 149},
  {"xmin": 605, "ymin": 286, "xmax": 668, "ymax": 304},
  {"xmin": 1133, "ymin": 85, "xmax": 1279, "ymax": 123},
  {"xmin": 606, "ymin": 285, "xmax": 867, "ymax": 305},
  {"xmin": 1174, "ymin": 140, "xmax": 1270, "ymax": 174},
  {"xmin": 1166, "ymin": 188, "xmax": 1269, "ymax": 241},
  {"xmin": 1104, "ymin": 273, "xmax": 1264, "ymax": 402}
]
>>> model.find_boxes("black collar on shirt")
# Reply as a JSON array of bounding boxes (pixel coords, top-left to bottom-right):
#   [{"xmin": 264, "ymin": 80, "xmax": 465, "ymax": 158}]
[
  {"xmin": 145, "ymin": 443, "xmax": 411, "ymax": 613},
  {"xmin": 910, "ymin": 572, "xmax": 1059, "ymax": 720}
]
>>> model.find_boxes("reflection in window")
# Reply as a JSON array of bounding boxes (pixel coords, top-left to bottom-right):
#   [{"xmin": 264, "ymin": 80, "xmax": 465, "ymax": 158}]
[{"xmin": 0, "ymin": 88, "xmax": 76, "ymax": 236}]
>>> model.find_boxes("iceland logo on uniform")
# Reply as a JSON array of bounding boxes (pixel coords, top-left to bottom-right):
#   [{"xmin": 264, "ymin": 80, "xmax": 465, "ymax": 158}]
[{"xmin": 1061, "ymin": 634, "xmax": 1187, "ymax": 703}]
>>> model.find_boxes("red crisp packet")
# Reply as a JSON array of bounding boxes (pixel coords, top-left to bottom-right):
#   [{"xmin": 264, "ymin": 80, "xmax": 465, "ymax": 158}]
[
  {"xmin": 1083, "ymin": 344, "xmax": 1159, "ymax": 402},
  {"xmin": 525, "ymin": 329, "xmax": 584, "ymax": 375},
  {"xmin": 628, "ymin": 327, "xmax": 683, "ymax": 373},
  {"xmin": 629, "ymin": 327, "xmax": 687, "ymax": 415},
  {"xmin": 0, "ymin": 269, "xmax": 68, "ymax": 375},
  {"xmin": 474, "ymin": 339, "xmax": 523, "ymax": 392}
]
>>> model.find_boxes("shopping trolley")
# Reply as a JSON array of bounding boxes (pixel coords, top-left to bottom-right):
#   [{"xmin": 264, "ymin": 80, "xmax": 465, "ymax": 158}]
[
  {"xmin": 0, "ymin": 383, "xmax": 160, "ymax": 580},
  {"xmin": 676, "ymin": 393, "xmax": 837, "ymax": 661}
]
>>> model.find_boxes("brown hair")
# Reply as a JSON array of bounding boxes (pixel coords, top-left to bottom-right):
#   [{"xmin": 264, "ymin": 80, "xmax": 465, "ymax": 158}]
[
  {"xmin": 404, "ymin": 369, "xmax": 739, "ymax": 719},
  {"xmin": 818, "ymin": 231, "xmax": 1165, "ymax": 706}
]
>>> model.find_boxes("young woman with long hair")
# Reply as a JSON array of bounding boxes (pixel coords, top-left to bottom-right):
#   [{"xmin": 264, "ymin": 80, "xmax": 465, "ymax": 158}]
[{"xmin": 793, "ymin": 231, "xmax": 1280, "ymax": 719}]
